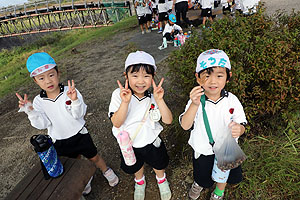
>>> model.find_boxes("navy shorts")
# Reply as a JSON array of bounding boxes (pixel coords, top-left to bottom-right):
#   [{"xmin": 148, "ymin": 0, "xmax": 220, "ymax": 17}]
[
  {"xmin": 201, "ymin": 8, "xmax": 212, "ymax": 17},
  {"xmin": 54, "ymin": 132, "xmax": 98, "ymax": 159},
  {"xmin": 159, "ymin": 12, "xmax": 168, "ymax": 21},
  {"xmin": 193, "ymin": 153, "xmax": 243, "ymax": 188},
  {"xmin": 145, "ymin": 14, "xmax": 152, "ymax": 22},
  {"xmin": 120, "ymin": 138, "xmax": 169, "ymax": 174},
  {"xmin": 138, "ymin": 15, "xmax": 147, "ymax": 25}
]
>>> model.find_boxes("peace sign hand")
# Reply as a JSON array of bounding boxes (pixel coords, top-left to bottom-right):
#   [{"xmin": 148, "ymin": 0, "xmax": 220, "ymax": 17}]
[
  {"xmin": 152, "ymin": 78, "xmax": 165, "ymax": 101},
  {"xmin": 16, "ymin": 93, "xmax": 33, "ymax": 111},
  {"xmin": 117, "ymin": 80, "xmax": 132, "ymax": 103},
  {"xmin": 67, "ymin": 80, "xmax": 78, "ymax": 101}
]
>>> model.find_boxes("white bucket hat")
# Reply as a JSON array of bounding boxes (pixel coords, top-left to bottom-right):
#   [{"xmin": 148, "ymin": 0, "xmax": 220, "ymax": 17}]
[
  {"xmin": 125, "ymin": 51, "xmax": 157, "ymax": 71},
  {"xmin": 196, "ymin": 49, "xmax": 231, "ymax": 73}
]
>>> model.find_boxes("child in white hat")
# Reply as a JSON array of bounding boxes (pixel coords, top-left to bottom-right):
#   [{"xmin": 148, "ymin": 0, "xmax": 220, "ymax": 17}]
[
  {"xmin": 16, "ymin": 52, "xmax": 119, "ymax": 195},
  {"xmin": 179, "ymin": 49, "xmax": 247, "ymax": 200},
  {"xmin": 108, "ymin": 51, "xmax": 173, "ymax": 200}
]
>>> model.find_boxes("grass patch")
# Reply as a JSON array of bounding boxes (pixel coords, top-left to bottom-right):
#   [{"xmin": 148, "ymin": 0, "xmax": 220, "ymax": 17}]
[{"xmin": 0, "ymin": 16, "xmax": 137, "ymax": 98}]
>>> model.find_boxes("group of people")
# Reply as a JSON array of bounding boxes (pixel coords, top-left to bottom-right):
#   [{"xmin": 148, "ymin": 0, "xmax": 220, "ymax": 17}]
[
  {"xmin": 17, "ymin": 49, "xmax": 247, "ymax": 200},
  {"xmin": 134, "ymin": 0, "xmax": 192, "ymax": 35}
]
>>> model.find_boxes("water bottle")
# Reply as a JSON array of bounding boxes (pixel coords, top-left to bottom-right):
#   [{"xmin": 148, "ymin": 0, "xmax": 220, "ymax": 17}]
[
  {"xmin": 174, "ymin": 37, "xmax": 178, "ymax": 47},
  {"xmin": 30, "ymin": 135, "xmax": 64, "ymax": 179},
  {"xmin": 117, "ymin": 131, "xmax": 136, "ymax": 166}
]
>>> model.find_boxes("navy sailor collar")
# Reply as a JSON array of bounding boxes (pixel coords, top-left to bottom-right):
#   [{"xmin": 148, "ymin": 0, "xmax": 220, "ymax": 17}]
[
  {"xmin": 132, "ymin": 90, "xmax": 151, "ymax": 101},
  {"xmin": 204, "ymin": 89, "xmax": 229, "ymax": 104},
  {"xmin": 40, "ymin": 83, "xmax": 64, "ymax": 101}
]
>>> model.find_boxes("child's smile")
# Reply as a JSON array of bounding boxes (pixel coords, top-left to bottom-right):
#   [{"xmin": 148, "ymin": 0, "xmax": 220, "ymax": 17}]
[{"xmin": 127, "ymin": 68, "xmax": 153, "ymax": 98}]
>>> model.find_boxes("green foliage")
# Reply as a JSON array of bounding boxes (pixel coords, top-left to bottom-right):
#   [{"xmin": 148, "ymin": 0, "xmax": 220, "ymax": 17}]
[{"xmin": 168, "ymin": 6, "xmax": 300, "ymax": 131}]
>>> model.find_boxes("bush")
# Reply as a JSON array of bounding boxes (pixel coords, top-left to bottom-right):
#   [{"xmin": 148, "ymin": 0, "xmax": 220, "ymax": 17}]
[{"xmin": 168, "ymin": 5, "xmax": 300, "ymax": 133}]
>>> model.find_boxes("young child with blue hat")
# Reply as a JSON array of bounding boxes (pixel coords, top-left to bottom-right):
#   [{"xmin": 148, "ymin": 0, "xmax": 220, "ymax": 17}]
[
  {"xmin": 158, "ymin": 13, "xmax": 183, "ymax": 50},
  {"xmin": 16, "ymin": 52, "xmax": 119, "ymax": 195},
  {"xmin": 179, "ymin": 49, "xmax": 247, "ymax": 200}
]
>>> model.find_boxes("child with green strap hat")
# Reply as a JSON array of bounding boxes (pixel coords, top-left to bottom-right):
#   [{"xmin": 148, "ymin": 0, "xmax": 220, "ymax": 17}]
[{"xmin": 179, "ymin": 49, "xmax": 247, "ymax": 200}]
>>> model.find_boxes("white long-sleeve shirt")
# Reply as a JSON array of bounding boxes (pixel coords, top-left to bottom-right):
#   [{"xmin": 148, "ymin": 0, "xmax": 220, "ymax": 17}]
[
  {"xmin": 162, "ymin": 23, "xmax": 182, "ymax": 36},
  {"xmin": 27, "ymin": 85, "xmax": 87, "ymax": 141}
]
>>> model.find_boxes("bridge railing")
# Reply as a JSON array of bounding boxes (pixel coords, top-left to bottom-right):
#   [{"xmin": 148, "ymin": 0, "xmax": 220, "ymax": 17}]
[{"xmin": 0, "ymin": 1, "xmax": 132, "ymax": 38}]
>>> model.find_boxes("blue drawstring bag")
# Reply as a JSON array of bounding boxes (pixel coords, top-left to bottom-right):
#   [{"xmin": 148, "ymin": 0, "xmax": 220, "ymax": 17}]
[{"xmin": 30, "ymin": 135, "xmax": 64, "ymax": 179}]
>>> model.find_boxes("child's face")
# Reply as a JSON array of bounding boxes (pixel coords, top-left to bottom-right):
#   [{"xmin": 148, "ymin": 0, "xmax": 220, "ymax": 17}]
[
  {"xmin": 126, "ymin": 68, "xmax": 153, "ymax": 98},
  {"xmin": 34, "ymin": 68, "xmax": 60, "ymax": 96},
  {"xmin": 196, "ymin": 67, "xmax": 231, "ymax": 101}
]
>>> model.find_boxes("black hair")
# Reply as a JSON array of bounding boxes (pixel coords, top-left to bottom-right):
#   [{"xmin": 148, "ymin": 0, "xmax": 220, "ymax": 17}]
[
  {"xmin": 125, "ymin": 64, "xmax": 155, "ymax": 77},
  {"xmin": 198, "ymin": 67, "xmax": 231, "ymax": 81}
]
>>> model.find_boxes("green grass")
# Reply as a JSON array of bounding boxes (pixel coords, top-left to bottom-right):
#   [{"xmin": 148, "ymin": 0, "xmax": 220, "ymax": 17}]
[{"xmin": 0, "ymin": 16, "xmax": 137, "ymax": 98}]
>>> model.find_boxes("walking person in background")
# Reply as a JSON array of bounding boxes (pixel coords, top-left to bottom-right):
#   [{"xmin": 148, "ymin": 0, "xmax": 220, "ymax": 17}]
[
  {"xmin": 135, "ymin": 0, "xmax": 150, "ymax": 34},
  {"xmin": 200, "ymin": 0, "xmax": 214, "ymax": 29},
  {"xmin": 172, "ymin": 0, "xmax": 191, "ymax": 27}
]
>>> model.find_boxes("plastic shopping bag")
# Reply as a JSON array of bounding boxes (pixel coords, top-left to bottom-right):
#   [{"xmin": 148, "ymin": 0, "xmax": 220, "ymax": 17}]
[{"xmin": 213, "ymin": 130, "xmax": 246, "ymax": 171}]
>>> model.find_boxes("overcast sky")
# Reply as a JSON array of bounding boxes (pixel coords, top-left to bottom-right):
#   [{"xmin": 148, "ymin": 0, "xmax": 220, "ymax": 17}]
[{"xmin": 0, "ymin": 0, "xmax": 28, "ymax": 8}]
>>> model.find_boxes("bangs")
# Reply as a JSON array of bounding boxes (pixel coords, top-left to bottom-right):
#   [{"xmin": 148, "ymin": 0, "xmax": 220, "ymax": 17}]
[{"xmin": 126, "ymin": 64, "xmax": 155, "ymax": 76}]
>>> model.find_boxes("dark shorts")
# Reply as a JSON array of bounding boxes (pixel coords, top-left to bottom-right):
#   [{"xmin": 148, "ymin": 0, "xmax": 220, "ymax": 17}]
[
  {"xmin": 223, "ymin": 6, "xmax": 231, "ymax": 15},
  {"xmin": 54, "ymin": 132, "xmax": 98, "ymax": 159},
  {"xmin": 152, "ymin": 8, "xmax": 158, "ymax": 15},
  {"xmin": 175, "ymin": 1, "xmax": 188, "ymax": 13},
  {"xmin": 201, "ymin": 8, "xmax": 212, "ymax": 17},
  {"xmin": 120, "ymin": 138, "xmax": 169, "ymax": 174},
  {"xmin": 193, "ymin": 154, "xmax": 243, "ymax": 188},
  {"xmin": 159, "ymin": 12, "xmax": 168, "ymax": 21},
  {"xmin": 138, "ymin": 15, "xmax": 147, "ymax": 25},
  {"xmin": 145, "ymin": 14, "xmax": 152, "ymax": 22}
]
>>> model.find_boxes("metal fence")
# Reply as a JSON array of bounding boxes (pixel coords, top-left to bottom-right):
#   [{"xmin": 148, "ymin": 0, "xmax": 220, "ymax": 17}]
[{"xmin": 0, "ymin": 1, "xmax": 132, "ymax": 37}]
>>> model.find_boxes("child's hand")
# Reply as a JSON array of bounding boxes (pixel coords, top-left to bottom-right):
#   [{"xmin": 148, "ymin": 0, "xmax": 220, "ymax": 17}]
[
  {"xmin": 67, "ymin": 80, "xmax": 78, "ymax": 101},
  {"xmin": 190, "ymin": 86, "xmax": 204, "ymax": 106},
  {"xmin": 117, "ymin": 80, "xmax": 132, "ymax": 103},
  {"xmin": 229, "ymin": 121, "xmax": 245, "ymax": 138},
  {"xmin": 152, "ymin": 78, "xmax": 164, "ymax": 101},
  {"xmin": 16, "ymin": 93, "xmax": 33, "ymax": 110}
]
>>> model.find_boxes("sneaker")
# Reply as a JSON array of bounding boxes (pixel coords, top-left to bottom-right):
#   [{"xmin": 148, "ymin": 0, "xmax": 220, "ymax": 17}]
[
  {"xmin": 189, "ymin": 181, "xmax": 203, "ymax": 200},
  {"xmin": 202, "ymin": 25, "xmax": 206, "ymax": 29},
  {"xmin": 158, "ymin": 45, "xmax": 167, "ymax": 50},
  {"xmin": 158, "ymin": 180, "xmax": 171, "ymax": 200},
  {"xmin": 142, "ymin": 31, "xmax": 145, "ymax": 34},
  {"xmin": 134, "ymin": 181, "xmax": 146, "ymax": 200},
  {"xmin": 210, "ymin": 192, "xmax": 224, "ymax": 200},
  {"xmin": 157, "ymin": 29, "xmax": 163, "ymax": 34},
  {"xmin": 103, "ymin": 168, "xmax": 119, "ymax": 187},
  {"xmin": 166, "ymin": 40, "xmax": 173, "ymax": 44},
  {"xmin": 82, "ymin": 176, "xmax": 93, "ymax": 196},
  {"xmin": 146, "ymin": 29, "xmax": 151, "ymax": 33}
]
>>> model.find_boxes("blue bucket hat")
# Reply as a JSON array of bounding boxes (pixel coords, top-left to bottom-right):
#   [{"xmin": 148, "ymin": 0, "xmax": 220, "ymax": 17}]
[
  {"xmin": 26, "ymin": 52, "xmax": 56, "ymax": 77},
  {"xmin": 169, "ymin": 14, "xmax": 176, "ymax": 23}
]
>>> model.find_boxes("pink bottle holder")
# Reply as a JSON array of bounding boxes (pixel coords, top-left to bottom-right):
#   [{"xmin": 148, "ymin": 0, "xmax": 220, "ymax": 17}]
[{"xmin": 117, "ymin": 131, "xmax": 136, "ymax": 166}]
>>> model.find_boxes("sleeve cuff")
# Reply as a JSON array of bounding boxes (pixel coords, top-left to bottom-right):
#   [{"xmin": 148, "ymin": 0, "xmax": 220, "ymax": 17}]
[{"xmin": 71, "ymin": 98, "xmax": 81, "ymax": 106}]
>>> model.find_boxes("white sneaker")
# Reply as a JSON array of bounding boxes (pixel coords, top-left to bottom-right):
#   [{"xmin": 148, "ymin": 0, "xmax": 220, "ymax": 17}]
[
  {"xmin": 82, "ymin": 176, "xmax": 93, "ymax": 196},
  {"xmin": 158, "ymin": 180, "xmax": 171, "ymax": 200},
  {"xmin": 103, "ymin": 168, "xmax": 119, "ymax": 187},
  {"xmin": 142, "ymin": 31, "xmax": 145, "ymax": 34},
  {"xmin": 146, "ymin": 29, "xmax": 151, "ymax": 33},
  {"xmin": 134, "ymin": 181, "xmax": 146, "ymax": 200}
]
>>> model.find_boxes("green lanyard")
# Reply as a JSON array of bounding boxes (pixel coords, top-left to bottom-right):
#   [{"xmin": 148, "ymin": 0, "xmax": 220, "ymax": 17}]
[{"xmin": 200, "ymin": 95, "xmax": 214, "ymax": 146}]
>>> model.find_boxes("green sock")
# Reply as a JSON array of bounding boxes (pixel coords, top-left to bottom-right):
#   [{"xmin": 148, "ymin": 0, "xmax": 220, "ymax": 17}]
[{"xmin": 214, "ymin": 185, "xmax": 225, "ymax": 197}]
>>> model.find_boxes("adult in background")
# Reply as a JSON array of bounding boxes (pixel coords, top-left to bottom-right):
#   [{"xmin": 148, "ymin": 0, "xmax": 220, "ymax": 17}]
[{"xmin": 172, "ymin": 0, "xmax": 191, "ymax": 27}]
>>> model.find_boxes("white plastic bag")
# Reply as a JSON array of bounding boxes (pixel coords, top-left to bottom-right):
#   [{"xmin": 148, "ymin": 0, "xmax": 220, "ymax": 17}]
[{"xmin": 213, "ymin": 129, "xmax": 246, "ymax": 171}]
